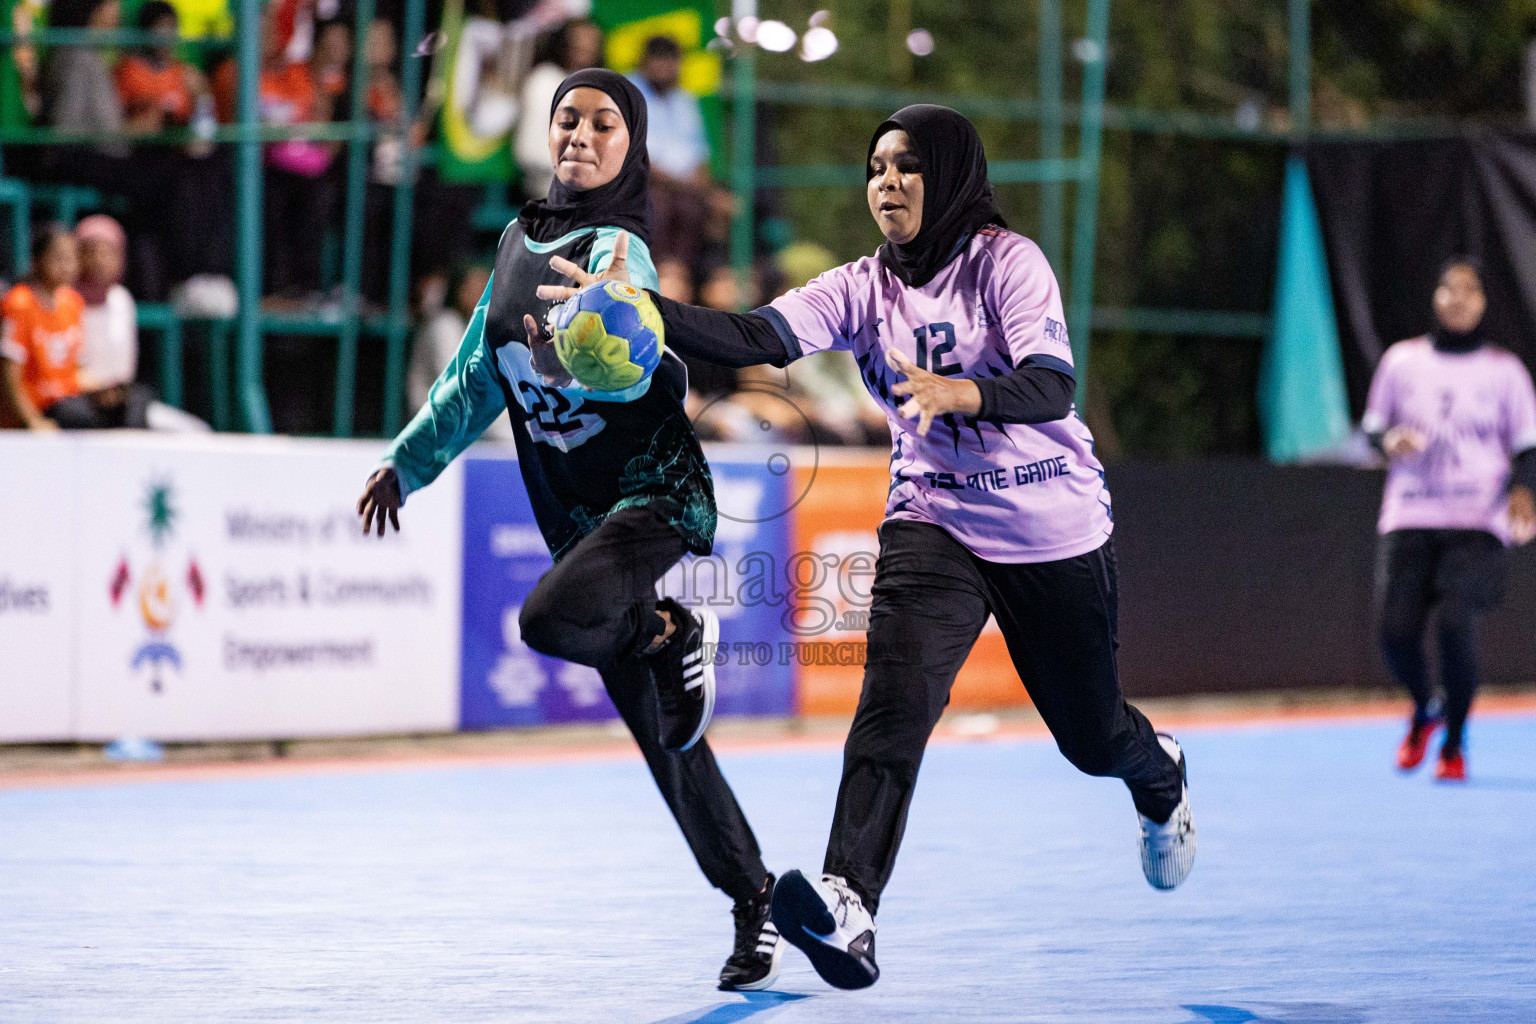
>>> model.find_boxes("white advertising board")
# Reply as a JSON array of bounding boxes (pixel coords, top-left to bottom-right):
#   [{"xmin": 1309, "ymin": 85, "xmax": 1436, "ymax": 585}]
[
  {"xmin": 0, "ymin": 434, "xmax": 463, "ymax": 742},
  {"xmin": 0, "ymin": 435, "xmax": 78, "ymax": 741}
]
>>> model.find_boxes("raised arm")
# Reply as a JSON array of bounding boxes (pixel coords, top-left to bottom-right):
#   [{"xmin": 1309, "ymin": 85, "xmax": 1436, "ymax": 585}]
[
  {"xmin": 537, "ymin": 230, "xmax": 847, "ymax": 369},
  {"xmin": 649, "ymin": 294, "xmax": 795, "ymax": 368}
]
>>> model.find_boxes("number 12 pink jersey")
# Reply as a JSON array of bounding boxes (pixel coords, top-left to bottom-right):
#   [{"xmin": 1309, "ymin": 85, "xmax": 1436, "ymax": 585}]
[
  {"xmin": 1363, "ymin": 337, "xmax": 1536, "ymax": 542},
  {"xmin": 761, "ymin": 225, "xmax": 1112, "ymax": 564}
]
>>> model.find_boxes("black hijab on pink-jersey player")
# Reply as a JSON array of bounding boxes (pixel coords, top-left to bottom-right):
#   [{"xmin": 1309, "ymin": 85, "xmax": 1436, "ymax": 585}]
[{"xmin": 867, "ymin": 104, "xmax": 1006, "ymax": 288}]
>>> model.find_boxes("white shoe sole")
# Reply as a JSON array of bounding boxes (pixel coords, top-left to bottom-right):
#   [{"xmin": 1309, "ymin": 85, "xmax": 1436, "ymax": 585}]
[{"xmin": 675, "ymin": 609, "xmax": 718, "ymax": 752}]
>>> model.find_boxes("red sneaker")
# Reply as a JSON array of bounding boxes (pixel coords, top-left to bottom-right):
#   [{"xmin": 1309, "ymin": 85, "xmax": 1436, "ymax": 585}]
[
  {"xmin": 1435, "ymin": 750, "xmax": 1466, "ymax": 782},
  {"xmin": 1396, "ymin": 718, "xmax": 1441, "ymax": 771}
]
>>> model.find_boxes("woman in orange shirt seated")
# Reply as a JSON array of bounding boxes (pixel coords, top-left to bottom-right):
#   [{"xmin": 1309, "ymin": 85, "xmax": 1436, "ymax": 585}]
[{"xmin": 0, "ymin": 224, "xmax": 151, "ymax": 430}]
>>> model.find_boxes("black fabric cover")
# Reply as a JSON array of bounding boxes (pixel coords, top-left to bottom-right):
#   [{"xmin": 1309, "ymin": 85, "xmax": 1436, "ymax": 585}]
[
  {"xmin": 867, "ymin": 104, "xmax": 1005, "ymax": 288},
  {"xmin": 1306, "ymin": 134, "xmax": 1536, "ymax": 414},
  {"xmin": 517, "ymin": 68, "xmax": 653, "ymax": 246}
]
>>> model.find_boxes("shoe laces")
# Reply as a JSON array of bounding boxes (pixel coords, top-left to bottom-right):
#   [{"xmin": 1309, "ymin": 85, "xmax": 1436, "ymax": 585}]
[
  {"xmin": 822, "ymin": 874, "xmax": 866, "ymax": 928},
  {"xmin": 729, "ymin": 884, "xmax": 774, "ymax": 959}
]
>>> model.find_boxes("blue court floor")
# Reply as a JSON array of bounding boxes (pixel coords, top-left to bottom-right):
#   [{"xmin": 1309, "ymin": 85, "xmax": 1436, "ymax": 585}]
[{"xmin": 2, "ymin": 715, "xmax": 1534, "ymax": 1024}]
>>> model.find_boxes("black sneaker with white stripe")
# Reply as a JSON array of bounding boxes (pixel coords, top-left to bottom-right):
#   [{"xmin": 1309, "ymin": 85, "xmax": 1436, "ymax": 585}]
[
  {"xmin": 718, "ymin": 873, "xmax": 782, "ymax": 991},
  {"xmin": 649, "ymin": 598, "xmax": 717, "ymax": 752}
]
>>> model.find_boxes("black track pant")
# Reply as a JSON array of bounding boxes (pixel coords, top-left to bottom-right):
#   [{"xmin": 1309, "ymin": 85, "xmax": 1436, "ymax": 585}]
[
  {"xmin": 517, "ymin": 504, "xmax": 769, "ymax": 903},
  {"xmin": 1377, "ymin": 528, "xmax": 1507, "ymax": 755},
  {"xmin": 824, "ymin": 520, "xmax": 1184, "ymax": 913}
]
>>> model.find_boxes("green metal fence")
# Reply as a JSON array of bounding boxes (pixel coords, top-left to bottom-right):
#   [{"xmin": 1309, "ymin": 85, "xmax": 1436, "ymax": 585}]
[
  {"xmin": 0, "ymin": 0, "xmax": 1473, "ymax": 436},
  {"xmin": 0, "ymin": 0, "xmax": 424, "ymax": 438}
]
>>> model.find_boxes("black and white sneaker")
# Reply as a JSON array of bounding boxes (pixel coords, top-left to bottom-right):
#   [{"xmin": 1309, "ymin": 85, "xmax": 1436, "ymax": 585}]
[
  {"xmin": 1139, "ymin": 732, "xmax": 1196, "ymax": 890},
  {"xmin": 649, "ymin": 598, "xmax": 717, "ymax": 752},
  {"xmin": 771, "ymin": 869, "xmax": 878, "ymax": 990},
  {"xmin": 719, "ymin": 873, "xmax": 783, "ymax": 991}
]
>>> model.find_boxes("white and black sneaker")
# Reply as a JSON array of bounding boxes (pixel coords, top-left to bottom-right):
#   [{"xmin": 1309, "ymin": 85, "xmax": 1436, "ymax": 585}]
[
  {"xmin": 649, "ymin": 598, "xmax": 717, "ymax": 752},
  {"xmin": 1139, "ymin": 732, "xmax": 1196, "ymax": 890},
  {"xmin": 718, "ymin": 873, "xmax": 783, "ymax": 991},
  {"xmin": 771, "ymin": 869, "xmax": 879, "ymax": 990}
]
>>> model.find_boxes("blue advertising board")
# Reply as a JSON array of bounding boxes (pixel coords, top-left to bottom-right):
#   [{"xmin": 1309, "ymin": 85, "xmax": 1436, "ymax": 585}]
[{"xmin": 459, "ymin": 453, "xmax": 795, "ymax": 729}]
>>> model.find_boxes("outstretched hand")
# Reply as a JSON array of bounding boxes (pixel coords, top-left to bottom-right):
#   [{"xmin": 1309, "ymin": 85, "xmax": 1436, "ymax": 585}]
[
  {"xmin": 1511, "ymin": 484, "xmax": 1536, "ymax": 546},
  {"xmin": 1383, "ymin": 425, "xmax": 1428, "ymax": 458},
  {"xmin": 535, "ymin": 229, "xmax": 633, "ymax": 304},
  {"xmin": 886, "ymin": 348, "xmax": 981, "ymax": 437},
  {"xmin": 356, "ymin": 467, "xmax": 402, "ymax": 537}
]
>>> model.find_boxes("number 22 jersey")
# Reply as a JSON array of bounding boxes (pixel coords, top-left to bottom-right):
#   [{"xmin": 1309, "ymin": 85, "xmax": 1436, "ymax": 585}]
[{"xmin": 381, "ymin": 223, "xmax": 717, "ymax": 561}]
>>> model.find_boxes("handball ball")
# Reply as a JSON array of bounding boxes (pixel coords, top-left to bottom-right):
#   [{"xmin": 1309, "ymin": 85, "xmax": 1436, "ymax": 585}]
[{"xmin": 552, "ymin": 281, "xmax": 665, "ymax": 392}]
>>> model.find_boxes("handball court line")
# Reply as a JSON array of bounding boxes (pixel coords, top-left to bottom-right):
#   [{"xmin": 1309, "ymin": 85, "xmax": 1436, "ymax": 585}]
[{"xmin": 3, "ymin": 692, "xmax": 1533, "ymax": 793}]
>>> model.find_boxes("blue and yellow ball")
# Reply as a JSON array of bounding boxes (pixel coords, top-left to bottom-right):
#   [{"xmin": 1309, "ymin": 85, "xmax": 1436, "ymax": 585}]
[{"xmin": 552, "ymin": 281, "xmax": 665, "ymax": 392}]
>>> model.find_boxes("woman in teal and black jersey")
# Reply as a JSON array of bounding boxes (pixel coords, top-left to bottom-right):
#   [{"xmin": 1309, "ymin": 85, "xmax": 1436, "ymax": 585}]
[{"xmin": 354, "ymin": 69, "xmax": 782, "ymax": 992}]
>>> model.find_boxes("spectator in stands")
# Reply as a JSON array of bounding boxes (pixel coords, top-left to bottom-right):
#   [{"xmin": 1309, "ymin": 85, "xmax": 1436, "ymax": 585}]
[
  {"xmin": 74, "ymin": 215, "xmax": 208, "ymax": 430},
  {"xmin": 310, "ymin": 16, "xmax": 350, "ymax": 106},
  {"xmin": 111, "ymin": 0, "xmax": 233, "ymax": 299},
  {"xmin": 74, "ymin": 215, "xmax": 134, "ymax": 394},
  {"xmin": 10, "ymin": 0, "xmax": 45, "ymax": 121},
  {"xmin": 516, "ymin": 18, "xmax": 602, "ymax": 199},
  {"xmin": 41, "ymin": 0, "xmax": 129, "ymax": 159},
  {"xmin": 408, "ymin": 262, "xmax": 509, "ymax": 439},
  {"xmin": 255, "ymin": 5, "xmax": 338, "ymax": 303},
  {"xmin": 114, "ymin": 1, "xmax": 207, "ymax": 135},
  {"xmin": 361, "ymin": 17, "xmax": 407, "ymax": 303},
  {"xmin": 0, "ymin": 222, "xmax": 151, "ymax": 429},
  {"xmin": 628, "ymin": 35, "xmax": 711, "ymax": 267}
]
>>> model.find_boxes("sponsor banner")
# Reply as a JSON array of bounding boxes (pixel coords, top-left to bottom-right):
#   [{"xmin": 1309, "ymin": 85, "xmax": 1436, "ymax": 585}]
[
  {"xmin": 661, "ymin": 455, "xmax": 795, "ymax": 717},
  {"xmin": 458, "ymin": 452, "xmax": 795, "ymax": 730},
  {"xmin": 790, "ymin": 455, "xmax": 1028, "ymax": 716},
  {"xmin": 70, "ymin": 435, "xmax": 462, "ymax": 741},
  {"xmin": 457, "ymin": 456, "xmax": 587, "ymax": 728},
  {"xmin": 0, "ymin": 436, "xmax": 77, "ymax": 741}
]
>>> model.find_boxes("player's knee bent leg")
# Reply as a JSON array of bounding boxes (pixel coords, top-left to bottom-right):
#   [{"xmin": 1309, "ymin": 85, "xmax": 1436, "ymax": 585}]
[{"xmin": 518, "ymin": 598, "xmax": 590, "ymax": 663}]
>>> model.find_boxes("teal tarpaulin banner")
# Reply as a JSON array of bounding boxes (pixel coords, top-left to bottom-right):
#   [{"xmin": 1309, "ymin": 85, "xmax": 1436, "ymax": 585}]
[{"xmin": 1259, "ymin": 155, "xmax": 1353, "ymax": 462}]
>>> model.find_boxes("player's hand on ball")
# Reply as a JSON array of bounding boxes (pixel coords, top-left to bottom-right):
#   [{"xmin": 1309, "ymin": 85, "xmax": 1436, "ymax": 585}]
[
  {"xmin": 356, "ymin": 467, "xmax": 402, "ymax": 538},
  {"xmin": 536, "ymin": 229, "xmax": 633, "ymax": 304},
  {"xmin": 886, "ymin": 347, "xmax": 981, "ymax": 437},
  {"xmin": 1383, "ymin": 425, "xmax": 1428, "ymax": 458},
  {"xmin": 1510, "ymin": 485, "xmax": 1536, "ymax": 546}
]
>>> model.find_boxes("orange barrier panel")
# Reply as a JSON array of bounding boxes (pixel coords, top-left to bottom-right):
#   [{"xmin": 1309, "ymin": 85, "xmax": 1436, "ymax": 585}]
[{"xmin": 790, "ymin": 456, "xmax": 1028, "ymax": 716}]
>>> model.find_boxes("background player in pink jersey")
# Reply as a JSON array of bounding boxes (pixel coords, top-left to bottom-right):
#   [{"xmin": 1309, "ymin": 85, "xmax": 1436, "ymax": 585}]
[
  {"xmin": 1362, "ymin": 258, "xmax": 1536, "ymax": 782},
  {"xmin": 539, "ymin": 104, "xmax": 1195, "ymax": 991}
]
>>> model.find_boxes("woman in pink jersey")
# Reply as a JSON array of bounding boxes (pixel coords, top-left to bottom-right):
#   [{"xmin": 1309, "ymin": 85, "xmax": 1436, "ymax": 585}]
[
  {"xmin": 539, "ymin": 104, "xmax": 1194, "ymax": 991},
  {"xmin": 1363, "ymin": 258, "xmax": 1536, "ymax": 782}
]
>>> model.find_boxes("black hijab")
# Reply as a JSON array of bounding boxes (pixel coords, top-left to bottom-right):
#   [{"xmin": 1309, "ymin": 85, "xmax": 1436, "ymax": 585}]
[
  {"xmin": 867, "ymin": 104, "xmax": 1005, "ymax": 288},
  {"xmin": 518, "ymin": 68, "xmax": 653, "ymax": 246},
  {"xmin": 1430, "ymin": 256, "xmax": 1487, "ymax": 354}
]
